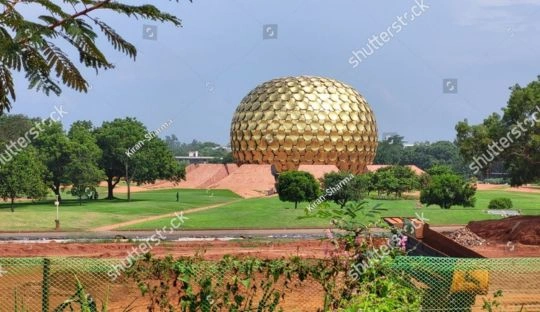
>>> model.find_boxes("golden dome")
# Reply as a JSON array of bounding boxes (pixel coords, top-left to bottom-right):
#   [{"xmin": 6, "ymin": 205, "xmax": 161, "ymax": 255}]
[{"xmin": 230, "ymin": 76, "xmax": 378, "ymax": 174}]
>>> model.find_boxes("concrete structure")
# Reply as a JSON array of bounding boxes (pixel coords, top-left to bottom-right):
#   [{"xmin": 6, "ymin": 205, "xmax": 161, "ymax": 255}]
[{"xmin": 175, "ymin": 151, "xmax": 218, "ymax": 164}]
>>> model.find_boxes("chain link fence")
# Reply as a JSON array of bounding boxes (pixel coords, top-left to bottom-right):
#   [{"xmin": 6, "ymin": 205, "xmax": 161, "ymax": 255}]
[
  {"xmin": 0, "ymin": 256, "xmax": 539, "ymax": 311},
  {"xmin": 392, "ymin": 256, "xmax": 540, "ymax": 311}
]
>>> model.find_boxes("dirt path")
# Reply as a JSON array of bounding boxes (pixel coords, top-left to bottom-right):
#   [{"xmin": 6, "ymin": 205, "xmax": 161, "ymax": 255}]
[{"xmin": 89, "ymin": 199, "xmax": 241, "ymax": 232}]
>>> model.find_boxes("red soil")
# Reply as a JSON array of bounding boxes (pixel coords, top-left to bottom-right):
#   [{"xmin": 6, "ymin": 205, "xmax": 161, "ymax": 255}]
[
  {"xmin": 209, "ymin": 164, "xmax": 276, "ymax": 198},
  {"xmin": 475, "ymin": 183, "xmax": 540, "ymax": 193},
  {"xmin": 0, "ymin": 239, "xmax": 333, "ymax": 259},
  {"xmin": 297, "ymin": 164, "xmax": 339, "ymax": 180},
  {"xmin": 467, "ymin": 216, "xmax": 540, "ymax": 245},
  {"xmin": 366, "ymin": 164, "xmax": 426, "ymax": 175}
]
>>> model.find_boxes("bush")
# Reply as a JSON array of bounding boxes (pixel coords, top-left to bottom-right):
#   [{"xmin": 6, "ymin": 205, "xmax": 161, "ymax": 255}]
[
  {"xmin": 420, "ymin": 173, "xmax": 476, "ymax": 209},
  {"xmin": 488, "ymin": 198, "xmax": 513, "ymax": 209},
  {"xmin": 339, "ymin": 274, "xmax": 422, "ymax": 312},
  {"xmin": 276, "ymin": 171, "xmax": 320, "ymax": 209}
]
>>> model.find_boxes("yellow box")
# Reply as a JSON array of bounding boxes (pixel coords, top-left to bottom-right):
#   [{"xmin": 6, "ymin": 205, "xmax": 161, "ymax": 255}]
[{"xmin": 450, "ymin": 270, "xmax": 489, "ymax": 295}]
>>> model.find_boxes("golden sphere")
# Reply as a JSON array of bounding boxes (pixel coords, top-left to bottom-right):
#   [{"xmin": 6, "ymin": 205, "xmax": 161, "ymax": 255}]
[{"xmin": 230, "ymin": 76, "xmax": 378, "ymax": 174}]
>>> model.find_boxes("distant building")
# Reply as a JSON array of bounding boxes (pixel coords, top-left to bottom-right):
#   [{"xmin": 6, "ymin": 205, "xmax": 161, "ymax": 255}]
[{"xmin": 175, "ymin": 151, "xmax": 217, "ymax": 164}]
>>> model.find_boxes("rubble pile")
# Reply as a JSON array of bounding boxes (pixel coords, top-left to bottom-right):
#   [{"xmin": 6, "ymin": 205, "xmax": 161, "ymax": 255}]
[{"xmin": 445, "ymin": 227, "xmax": 487, "ymax": 247}]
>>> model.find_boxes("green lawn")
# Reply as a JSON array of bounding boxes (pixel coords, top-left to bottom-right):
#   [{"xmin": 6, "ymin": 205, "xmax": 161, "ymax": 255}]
[
  {"xmin": 1, "ymin": 188, "xmax": 538, "ymax": 231},
  {"xmin": 0, "ymin": 189, "xmax": 240, "ymax": 231},
  {"xmin": 122, "ymin": 190, "xmax": 540, "ymax": 230}
]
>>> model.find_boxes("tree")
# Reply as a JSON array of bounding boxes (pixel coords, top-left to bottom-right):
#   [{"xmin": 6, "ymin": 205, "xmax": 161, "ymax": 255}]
[
  {"xmin": 372, "ymin": 166, "xmax": 419, "ymax": 198},
  {"xmin": 400, "ymin": 141, "xmax": 466, "ymax": 173},
  {"xmin": 455, "ymin": 77, "xmax": 540, "ymax": 185},
  {"xmin": 499, "ymin": 77, "xmax": 540, "ymax": 185},
  {"xmin": 66, "ymin": 121, "xmax": 103, "ymax": 205},
  {"xmin": 32, "ymin": 121, "xmax": 71, "ymax": 200},
  {"xmin": 0, "ymin": 0, "xmax": 188, "ymax": 114},
  {"xmin": 95, "ymin": 117, "xmax": 184, "ymax": 200},
  {"xmin": 420, "ymin": 171, "xmax": 476, "ymax": 209},
  {"xmin": 374, "ymin": 135, "xmax": 404, "ymax": 165},
  {"xmin": 455, "ymin": 113, "xmax": 505, "ymax": 177},
  {"xmin": 389, "ymin": 165, "xmax": 419, "ymax": 198},
  {"xmin": 322, "ymin": 172, "xmax": 359, "ymax": 208},
  {"xmin": 426, "ymin": 165, "xmax": 455, "ymax": 176},
  {"xmin": 0, "ymin": 114, "xmax": 37, "ymax": 145},
  {"xmin": 165, "ymin": 136, "xmax": 231, "ymax": 160},
  {"xmin": 0, "ymin": 147, "xmax": 48, "ymax": 211},
  {"xmin": 276, "ymin": 171, "xmax": 320, "ymax": 209}
]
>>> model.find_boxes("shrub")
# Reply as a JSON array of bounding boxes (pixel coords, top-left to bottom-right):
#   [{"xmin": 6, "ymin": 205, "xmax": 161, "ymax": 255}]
[
  {"xmin": 488, "ymin": 198, "xmax": 513, "ymax": 209},
  {"xmin": 338, "ymin": 273, "xmax": 422, "ymax": 312},
  {"xmin": 420, "ymin": 173, "xmax": 477, "ymax": 209},
  {"xmin": 276, "ymin": 171, "xmax": 320, "ymax": 209}
]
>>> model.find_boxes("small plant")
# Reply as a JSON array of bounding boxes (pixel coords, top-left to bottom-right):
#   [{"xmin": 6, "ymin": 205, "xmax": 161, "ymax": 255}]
[
  {"xmin": 481, "ymin": 290, "xmax": 503, "ymax": 312},
  {"xmin": 53, "ymin": 277, "xmax": 108, "ymax": 312},
  {"xmin": 488, "ymin": 198, "xmax": 513, "ymax": 210},
  {"xmin": 338, "ymin": 273, "xmax": 422, "ymax": 312}
]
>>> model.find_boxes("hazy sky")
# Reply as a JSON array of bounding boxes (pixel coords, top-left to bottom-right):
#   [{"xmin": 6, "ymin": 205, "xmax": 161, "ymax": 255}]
[{"xmin": 10, "ymin": 0, "xmax": 540, "ymax": 145}]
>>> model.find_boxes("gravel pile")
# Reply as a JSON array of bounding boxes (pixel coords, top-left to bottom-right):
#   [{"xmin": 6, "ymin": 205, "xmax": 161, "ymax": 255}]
[{"xmin": 445, "ymin": 227, "xmax": 487, "ymax": 247}]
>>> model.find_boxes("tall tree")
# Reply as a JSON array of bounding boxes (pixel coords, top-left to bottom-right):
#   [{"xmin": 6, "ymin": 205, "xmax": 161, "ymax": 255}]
[
  {"xmin": 455, "ymin": 76, "xmax": 540, "ymax": 185},
  {"xmin": 0, "ymin": 114, "xmax": 37, "ymax": 145},
  {"xmin": 66, "ymin": 121, "xmax": 103, "ymax": 205},
  {"xmin": 500, "ymin": 77, "xmax": 540, "ymax": 185},
  {"xmin": 32, "ymin": 121, "xmax": 71, "ymax": 200},
  {"xmin": 0, "ymin": 0, "xmax": 188, "ymax": 114},
  {"xmin": 95, "ymin": 117, "xmax": 184, "ymax": 200},
  {"xmin": 0, "ymin": 147, "xmax": 48, "ymax": 211},
  {"xmin": 455, "ymin": 113, "xmax": 505, "ymax": 177}
]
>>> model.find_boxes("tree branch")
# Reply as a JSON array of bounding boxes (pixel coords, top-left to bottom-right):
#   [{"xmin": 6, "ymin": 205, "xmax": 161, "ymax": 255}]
[
  {"xmin": 1, "ymin": 0, "xmax": 21, "ymax": 16},
  {"xmin": 48, "ymin": 0, "xmax": 112, "ymax": 30}
]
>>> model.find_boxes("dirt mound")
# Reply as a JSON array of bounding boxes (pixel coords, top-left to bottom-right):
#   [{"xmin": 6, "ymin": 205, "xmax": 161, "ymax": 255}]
[
  {"xmin": 177, "ymin": 164, "xmax": 236, "ymax": 189},
  {"xmin": 298, "ymin": 165, "xmax": 339, "ymax": 180},
  {"xmin": 467, "ymin": 216, "xmax": 540, "ymax": 245},
  {"xmin": 210, "ymin": 164, "xmax": 275, "ymax": 198},
  {"xmin": 445, "ymin": 227, "xmax": 486, "ymax": 247}
]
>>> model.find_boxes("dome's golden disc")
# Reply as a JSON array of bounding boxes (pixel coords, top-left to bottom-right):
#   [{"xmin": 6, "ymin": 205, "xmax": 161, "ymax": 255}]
[{"xmin": 230, "ymin": 76, "xmax": 378, "ymax": 174}]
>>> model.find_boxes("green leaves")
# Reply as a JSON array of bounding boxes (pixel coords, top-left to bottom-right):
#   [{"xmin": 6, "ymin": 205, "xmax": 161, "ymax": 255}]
[
  {"xmin": 42, "ymin": 41, "xmax": 87, "ymax": 92},
  {"xmin": 93, "ymin": 19, "xmax": 136, "ymax": 60},
  {"xmin": 0, "ymin": 0, "xmax": 185, "ymax": 115},
  {"xmin": 0, "ymin": 147, "xmax": 49, "ymax": 211},
  {"xmin": 276, "ymin": 171, "xmax": 320, "ymax": 209},
  {"xmin": 420, "ymin": 170, "xmax": 477, "ymax": 209},
  {"xmin": 0, "ymin": 64, "xmax": 15, "ymax": 111}
]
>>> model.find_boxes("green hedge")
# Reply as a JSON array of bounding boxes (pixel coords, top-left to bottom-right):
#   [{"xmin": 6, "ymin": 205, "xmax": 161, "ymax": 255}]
[{"xmin": 488, "ymin": 197, "xmax": 513, "ymax": 209}]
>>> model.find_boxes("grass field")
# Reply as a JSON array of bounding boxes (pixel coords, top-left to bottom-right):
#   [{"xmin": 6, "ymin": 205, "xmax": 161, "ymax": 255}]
[
  {"xmin": 0, "ymin": 189, "xmax": 240, "ymax": 231},
  {"xmin": 0, "ymin": 188, "xmax": 538, "ymax": 231},
  {"xmin": 122, "ymin": 190, "xmax": 540, "ymax": 230}
]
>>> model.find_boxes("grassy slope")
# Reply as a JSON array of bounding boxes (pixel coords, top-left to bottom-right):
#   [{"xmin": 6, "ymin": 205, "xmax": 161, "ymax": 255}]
[
  {"xmin": 123, "ymin": 190, "xmax": 540, "ymax": 230},
  {"xmin": 0, "ymin": 189, "xmax": 240, "ymax": 231}
]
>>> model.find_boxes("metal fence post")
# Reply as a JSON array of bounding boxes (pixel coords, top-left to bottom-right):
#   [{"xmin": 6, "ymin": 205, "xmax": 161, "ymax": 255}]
[{"xmin": 42, "ymin": 258, "xmax": 51, "ymax": 312}]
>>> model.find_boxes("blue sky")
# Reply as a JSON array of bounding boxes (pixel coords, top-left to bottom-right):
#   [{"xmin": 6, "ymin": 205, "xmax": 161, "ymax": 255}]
[{"xmin": 10, "ymin": 0, "xmax": 540, "ymax": 145}]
